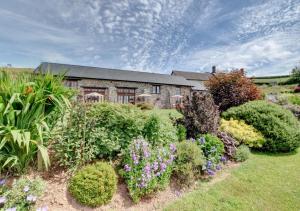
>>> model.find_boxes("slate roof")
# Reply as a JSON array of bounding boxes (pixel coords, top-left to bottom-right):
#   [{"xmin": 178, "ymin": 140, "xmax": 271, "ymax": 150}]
[
  {"xmin": 172, "ymin": 70, "xmax": 212, "ymax": 81},
  {"xmin": 35, "ymin": 62, "xmax": 194, "ymax": 87}
]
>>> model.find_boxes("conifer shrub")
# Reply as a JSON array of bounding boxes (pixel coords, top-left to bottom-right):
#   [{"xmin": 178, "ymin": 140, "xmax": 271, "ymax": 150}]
[
  {"xmin": 234, "ymin": 145, "xmax": 250, "ymax": 162},
  {"xmin": 222, "ymin": 100, "xmax": 300, "ymax": 152},
  {"xmin": 220, "ymin": 119, "xmax": 265, "ymax": 148},
  {"xmin": 68, "ymin": 162, "xmax": 117, "ymax": 207},
  {"xmin": 173, "ymin": 141, "xmax": 205, "ymax": 186}
]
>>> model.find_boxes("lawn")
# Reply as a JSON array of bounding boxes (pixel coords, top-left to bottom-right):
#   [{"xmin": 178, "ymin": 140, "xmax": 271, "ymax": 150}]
[{"xmin": 165, "ymin": 149, "xmax": 300, "ymax": 211}]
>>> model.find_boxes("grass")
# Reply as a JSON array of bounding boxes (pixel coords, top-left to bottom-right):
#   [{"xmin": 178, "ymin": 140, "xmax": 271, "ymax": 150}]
[
  {"xmin": 165, "ymin": 150, "xmax": 300, "ymax": 211},
  {"xmin": 252, "ymin": 75, "xmax": 290, "ymax": 84},
  {"xmin": 258, "ymin": 85, "xmax": 296, "ymax": 94}
]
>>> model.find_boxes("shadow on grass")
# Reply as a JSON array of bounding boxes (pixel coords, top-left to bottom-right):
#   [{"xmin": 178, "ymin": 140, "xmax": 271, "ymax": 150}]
[{"xmin": 250, "ymin": 148, "xmax": 298, "ymax": 157}]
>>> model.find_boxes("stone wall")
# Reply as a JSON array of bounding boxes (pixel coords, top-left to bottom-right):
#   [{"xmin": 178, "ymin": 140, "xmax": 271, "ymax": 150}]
[{"xmin": 70, "ymin": 78, "xmax": 191, "ymax": 108}]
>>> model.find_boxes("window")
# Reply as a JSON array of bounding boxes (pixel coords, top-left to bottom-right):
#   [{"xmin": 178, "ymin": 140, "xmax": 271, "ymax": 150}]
[
  {"xmin": 83, "ymin": 87, "xmax": 107, "ymax": 103},
  {"xmin": 152, "ymin": 85, "xmax": 160, "ymax": 94},
  {"xmin": 64, "ymin": 79, "xmax": 78, "ymax": 89},
  {"xmin": 175, "ymin": 87, "xmax": 181, "ymax": 95},
  {"xmin": 117, "ymin": 88, "xmax": 136, "ymax": 104}
]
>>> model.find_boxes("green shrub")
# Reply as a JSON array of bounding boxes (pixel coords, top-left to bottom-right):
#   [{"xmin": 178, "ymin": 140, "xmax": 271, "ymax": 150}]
[
  {"xmin": 53, "ymin": 104, "xmax": 99, "ymax": 169},
  {"xmin": 222, "ymin": 100, "xmax": 300, "ymax": 152},
  {"xmin": 173, "ymin": 141, "xmax": 205, "ymax": 186},
  {"xmin": 142, "ymin": 114, "xmax": 178, "ymax": 146},
  {"xmin": 1, "ymin": 177, "xmax": 45, "ymax": 210},
  {"xmin": 68, "ymin": 162, "xmax": 117, "ymax": 207},
  {"xmin": 220, "ymin": 119, "xmax": 265, "ymax": 148},
  {"xmin": 89, "ymin": 102, "xmax": 146, "ymax": 153},
  {"xmin": 120, "ymin": 138, "xmax": 175, "ymax": 203},
  {"xmin": 176, "ymin": 124, "xmax": 187, "ymax": 142},
  {"xmin": 234, "ymin": 145, "xmax": 250, "ymax": 162},
  {"xmin": 54, "ymin": 102, "xmax": 147, "ymax": 168},
  {"xmin": 197, "ymin": 134, "xmax": 225, "ymax": 175},
  {"xmin": 0, "ymin": 71, "xmax": 72, "ymax": 173}
]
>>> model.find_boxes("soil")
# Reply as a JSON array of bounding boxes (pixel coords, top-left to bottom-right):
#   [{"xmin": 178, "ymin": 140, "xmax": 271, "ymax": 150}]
[{"xmin": 32, "ymin": 161, "xmax": 239, "ymax": 211}]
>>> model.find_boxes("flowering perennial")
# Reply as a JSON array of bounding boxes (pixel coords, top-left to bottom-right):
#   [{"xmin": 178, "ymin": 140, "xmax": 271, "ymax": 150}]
[{"xmin": 121, "ymin": 138, "xmax": 176, "ymax": 203}]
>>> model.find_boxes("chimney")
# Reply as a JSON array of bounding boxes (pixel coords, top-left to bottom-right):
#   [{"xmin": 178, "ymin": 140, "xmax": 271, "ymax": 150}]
[{"xmin": 212, "ymin": 66, "xmax": 216, "ymax": 74}]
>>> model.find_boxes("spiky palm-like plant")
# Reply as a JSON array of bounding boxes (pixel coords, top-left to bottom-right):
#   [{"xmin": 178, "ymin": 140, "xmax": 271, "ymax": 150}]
[{"xmin": 0, "ymin": 70, "xmax": 72, "ymax": 173}]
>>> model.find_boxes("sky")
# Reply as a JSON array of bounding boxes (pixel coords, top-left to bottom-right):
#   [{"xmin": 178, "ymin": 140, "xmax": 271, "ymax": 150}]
[{"xmin": 0, "ymin": 0, "xmax": 299, "ymax": 76}]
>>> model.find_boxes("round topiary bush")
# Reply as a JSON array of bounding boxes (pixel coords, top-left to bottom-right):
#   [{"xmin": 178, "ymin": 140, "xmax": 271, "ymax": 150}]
[
  {"xmin": 68, "ymin": 162, "xmax": 117, "ymax": 207},
  {"xmin": 174, "ymin": 141, "xmax": 205, "ymax": 186},
  {"xmin": 234, "ymin": 145, "xmax": 250, "ymax": 162},
  {"xmin": 222, "ymin": 100, "xmax": 300, "ymax": 152}
]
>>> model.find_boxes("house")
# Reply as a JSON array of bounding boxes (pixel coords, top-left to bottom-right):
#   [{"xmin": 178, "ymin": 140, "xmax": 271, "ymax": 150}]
[
  {"xmin": 35, "ymin": 62, "xmax": 196, "ymax": 108},
  {"xmin": 171, "ymin": 67, "xmax": 214, "ymax": 92}
]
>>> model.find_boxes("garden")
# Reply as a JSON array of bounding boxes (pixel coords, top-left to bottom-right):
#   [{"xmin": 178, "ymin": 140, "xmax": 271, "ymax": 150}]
[{"xmin": 0, "ymin": 69, "xmax": 300, "ymax": 211}]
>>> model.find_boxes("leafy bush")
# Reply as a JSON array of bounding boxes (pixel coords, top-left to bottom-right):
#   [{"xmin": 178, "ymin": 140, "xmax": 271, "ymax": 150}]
[
  {"xmin": 220, "ymin": 119, "xmax": 265, "ymax": 148},
  {"xmin": 206, "ymin": 69, "xmax": 261, "ymax": 111},
  {"xmin": 173, "ymin": 141, "xmax": 205, "ymax": 186},
  {"xmin": 0, "ymin": 177, "xmax": 45, "ymax": 210},
  {"xmin": 0, "ymin": 71, "xmax": 71, "ymax": 173},
  {"xmin": 142, "ymin": 114, "xmax": 177, "ymax": 146},
  {"xmin": 222, "ymin": 100, "xmax": 300, "ymax": 152},
  {"xmin": 53, "ymin": 103, "xmax": 99, "ymax": 169},
  {"xmin": 217, "ymin": 131, "xmax": 238, "ymax": 159},
  {"xmin": 120, "ymin": 138, "xmax": 175, "ymax": 203},
  {"xmin": 89, "ymin": 103, "xmax": 146, "ymax": 154},
  {"xmin": 180, "ymin": 92, "xmax": 219, "ymax": 138},
  {"xmin": 68, "ymin": 162, "xmax": 117, "ymax": 207},
  {"xmin": 53, "ymin": 102, "xmax": 146, "ymax": 168},
  {"xmin": 197, "ymin": 134, "xmax": 225, "ymax": 176},
  {"xmin": 176, "ymin": 124, "xmax": 187, "ymax": 142},
  {"xmin": 234, "ymin": 145, "xmax": 250, "ymax": 162}
]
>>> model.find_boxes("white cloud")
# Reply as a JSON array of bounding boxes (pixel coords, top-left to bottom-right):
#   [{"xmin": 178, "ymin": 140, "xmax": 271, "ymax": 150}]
[{"xmin": 183, "ymin": 32, "xmax": 300, "ymax": 76}]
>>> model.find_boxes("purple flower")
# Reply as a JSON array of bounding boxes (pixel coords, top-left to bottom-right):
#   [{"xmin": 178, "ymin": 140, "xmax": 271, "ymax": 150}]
[
  {"xmin": 166, "ymin": 154, "xmax": 175, "ymax": 164},
  {"xmin": 124, "ymin": 164, "xmax": 131, "ymax": 172},
  {"xmin": 169, "ymin": 143, "xmax": 176, "ymax": 153},
  {"xmin": 143, "ymin": 148, "xmax": 150, "ymax": 158},
  {"xmin": 144, "ymin": 163, "xmax": 152, "ymax": 179},
  {"xmin": 0, "ymin": 196, "xmax": 6, "ymax": 204},
  {"xmin": 220, "ymin": 156, "xmax": 227, "ymax": 162},
  {"xmin": 5, "ymin": 208, "xmax": 17, "ymax": 211},
  {"xmin": 0, "ymin": 178, "xmax": 6, "ymax": 186},
  {"xmin": 160, "ymin": 162, "xmax": 167, "ymax": 173},
  {"xmin": 152, "ymin": 161, "xmax": 159, "ymax": 171},
  {"xmin": 132, "ymin": 153, "xmax": 139, "ymax": 165},
  {"xmin": 207, "ymin": 169, "xmax": 215, "ymax": 176},
  {"xmin": 199, "ymin": 137, "xmax": 206, "ymax": 144},
  {"xmin": 36, "ymin": 206, "xmax": 48, "ymax": 211},
  {"xmin": 216, "ymin": 165, "xmax": 222, "ymax": 171},
  {"xmin": 206, "ymin": 160, "xmax": 213, "ymax": 168},
  {"xmin": 26, "ymin": 195, "xmax": 37, "ymax": 202},
  {"xmin": 23, "ymin": 185, "xmax": 30, "ymax": 192}
]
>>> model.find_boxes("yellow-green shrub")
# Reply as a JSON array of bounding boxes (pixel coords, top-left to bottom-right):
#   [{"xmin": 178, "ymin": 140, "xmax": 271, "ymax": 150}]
[{"xmin": 220, "ymin": 119, "xmax": 265, "ymax": 148}]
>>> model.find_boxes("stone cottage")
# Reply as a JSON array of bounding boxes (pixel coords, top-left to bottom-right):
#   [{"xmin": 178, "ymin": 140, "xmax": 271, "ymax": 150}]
[
  {"xmin": 35, "ymin": 62, "xmax": 197, "ymax": 108},
  {"xmin": 171, "ymin": 68, "xmax": 213, "ymax": 92}
]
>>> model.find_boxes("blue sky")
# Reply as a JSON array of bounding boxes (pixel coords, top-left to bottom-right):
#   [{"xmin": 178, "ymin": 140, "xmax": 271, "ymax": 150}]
[{"xmin": 0, "ymin": 0, "xmax": 299, "ymax": 76}]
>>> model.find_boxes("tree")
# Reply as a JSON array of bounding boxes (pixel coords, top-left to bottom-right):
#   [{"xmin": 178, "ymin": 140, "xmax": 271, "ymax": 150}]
[{"xmin": 206, "ymin": 69, "xmax": 261, "ymax": 111}]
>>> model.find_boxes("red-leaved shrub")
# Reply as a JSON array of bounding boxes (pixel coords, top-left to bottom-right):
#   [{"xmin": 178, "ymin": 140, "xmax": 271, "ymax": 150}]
[{"xmin": 206, "ymin": 69, "xmax": 261, "ymax": 111}]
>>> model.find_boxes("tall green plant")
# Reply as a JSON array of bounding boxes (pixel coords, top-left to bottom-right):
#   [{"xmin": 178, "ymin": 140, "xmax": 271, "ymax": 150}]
[{"xmin": 0, "ymin": 70, "xmax": 71, "ymax": 173}]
